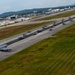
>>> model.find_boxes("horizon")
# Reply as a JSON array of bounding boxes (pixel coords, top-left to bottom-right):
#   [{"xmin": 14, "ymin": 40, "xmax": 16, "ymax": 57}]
[{"xmin": 0, "ymin": 0, "xmax": 75, "ymax": 14}]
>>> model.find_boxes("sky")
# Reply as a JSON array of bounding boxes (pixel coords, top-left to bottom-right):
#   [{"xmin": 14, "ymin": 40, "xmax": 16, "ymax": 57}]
[{"xmin": 0, "ymin": 0, "xmax": 75, "ymax": 14}]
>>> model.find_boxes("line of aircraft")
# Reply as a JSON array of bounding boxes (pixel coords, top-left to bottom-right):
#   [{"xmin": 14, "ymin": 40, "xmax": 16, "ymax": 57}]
[{"xmin": 0, "ymin": 16, "xmax": 75, "ymax": 52}]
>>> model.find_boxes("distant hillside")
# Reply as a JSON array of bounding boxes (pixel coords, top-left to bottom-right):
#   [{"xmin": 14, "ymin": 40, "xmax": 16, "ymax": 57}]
[
  {"xmin": 0, "ymin": 8, "xmax": 49, "ymax": 18},
  {"xmin": 0, "ymin": 4, "xmax": 75, "ymax": 18},
  {"xmin": 0, "ymin": 12, "xmax": 16, "ymax": 18}
]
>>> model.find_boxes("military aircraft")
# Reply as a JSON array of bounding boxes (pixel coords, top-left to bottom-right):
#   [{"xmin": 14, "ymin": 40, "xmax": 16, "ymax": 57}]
[{"xmin": 0, "ymin": 44, "xmax": 11, "ymax": 52}]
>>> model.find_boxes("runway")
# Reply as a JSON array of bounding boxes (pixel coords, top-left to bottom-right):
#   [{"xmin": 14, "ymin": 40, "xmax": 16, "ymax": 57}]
[{"xmin": 0, "ymin": 18, "xmax": 75, "ymax": 61}]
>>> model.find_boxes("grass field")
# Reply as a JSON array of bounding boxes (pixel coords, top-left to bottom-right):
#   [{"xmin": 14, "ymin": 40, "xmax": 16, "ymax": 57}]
[
  {"xmin": 0, "ymin": 21, "xmax": 53, "ymax": 40},
  {"xmin": 35, "ymin": 10, "xmax": 75, "ymax": 21},
  {"xmin": 0, "ymin": 23, "xmax": 75, "ymax": 75}
]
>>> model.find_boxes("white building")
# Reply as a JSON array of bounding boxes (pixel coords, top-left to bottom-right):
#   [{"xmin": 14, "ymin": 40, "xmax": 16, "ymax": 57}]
[{"xmin": 51, "ymin": 9, "xmax": 60, "ymax": 13}]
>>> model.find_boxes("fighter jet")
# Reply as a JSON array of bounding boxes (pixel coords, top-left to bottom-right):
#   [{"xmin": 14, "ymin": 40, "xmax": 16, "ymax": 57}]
[
  {"xmin": 0, "ymin": 44, "xmax": 11, "ymax": 52},
  {"xmin": 62, "ymin": 19, "xmax": 66, "ymax": 25}
]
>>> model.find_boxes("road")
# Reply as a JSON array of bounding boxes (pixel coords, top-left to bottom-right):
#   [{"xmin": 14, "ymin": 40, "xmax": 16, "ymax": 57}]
[{"xmin": 0, "ymin": 18, "xmax": 75, "ymax": 61}]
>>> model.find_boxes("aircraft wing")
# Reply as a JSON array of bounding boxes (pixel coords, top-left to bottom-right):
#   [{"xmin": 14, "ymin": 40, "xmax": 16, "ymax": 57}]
[
  {"xmin": 0, "ymin": 44, "xmax": 8, "ymax": 48},
  {"xmin": 0, "ymin": 48, "xmax": 11, "ymax": 52}
]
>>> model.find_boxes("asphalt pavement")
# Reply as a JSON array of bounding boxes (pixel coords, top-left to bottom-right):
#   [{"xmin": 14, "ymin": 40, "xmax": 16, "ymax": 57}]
[{"xmin": 0, "ymin": 18, "xmax": 75, "ymax": 61}]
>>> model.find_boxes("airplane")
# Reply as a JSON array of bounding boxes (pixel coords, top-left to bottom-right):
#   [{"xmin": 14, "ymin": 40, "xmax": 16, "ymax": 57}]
[
  {"xmin": 62, "ymin": 19, "xmax": 66, "ymax": 25},
  {"xmin": 49, "ymin": 28, "xmax": 53, "ymax": 31},
  {"xmin": 53, "ymin": 21, "xmax": 56, "ymax": 26},
  {"xmin": 69, "ymin": 17, "xmax": 73, "ymax": 22},
  {"xmin": 0, "ymin": 44, "xmax": 11, "ymax": 52}
]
